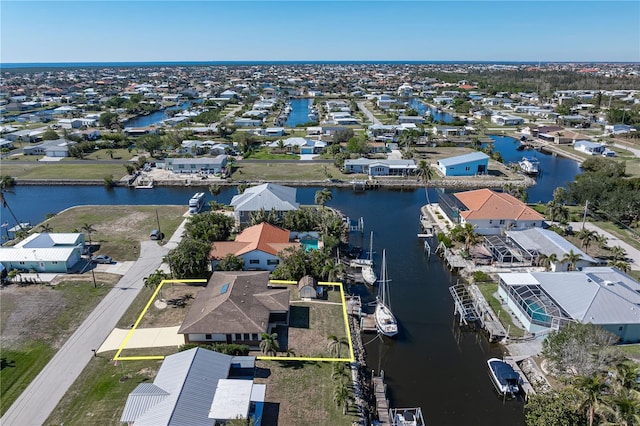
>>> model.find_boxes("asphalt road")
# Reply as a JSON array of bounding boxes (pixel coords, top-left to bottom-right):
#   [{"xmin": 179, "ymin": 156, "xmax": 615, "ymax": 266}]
[
  {"xmin": 569, "ymin": 221, "xmax": 640, "ymax": 271},
  {"xmin": 1, "ymin": 240, "xmax": 171, "ymax": 426}
]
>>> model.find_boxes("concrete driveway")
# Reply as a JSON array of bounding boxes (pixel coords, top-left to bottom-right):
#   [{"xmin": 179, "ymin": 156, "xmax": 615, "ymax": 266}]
[{"xmin": 98, "ymin": 326, "xmax": 183, "ymax": 353}]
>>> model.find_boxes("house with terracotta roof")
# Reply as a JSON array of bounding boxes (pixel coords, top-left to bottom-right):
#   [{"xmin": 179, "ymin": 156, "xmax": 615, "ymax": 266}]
[
  {"xmin": 178, "ymin": 270, "xmax": 290, "ymax": 347},
  {"xmin": 209, "ymin": 222, "xmax": 299, "ymax": 271},
  {"xmin": 439, "ymin": 188, "xmax": 545, "ymax": 235}
]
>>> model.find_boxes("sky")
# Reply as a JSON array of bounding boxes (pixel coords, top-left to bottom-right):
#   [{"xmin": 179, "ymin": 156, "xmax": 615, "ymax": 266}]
[{"xmin": 1, "ymin": 1, "xmax": 639, "ymax": 63}]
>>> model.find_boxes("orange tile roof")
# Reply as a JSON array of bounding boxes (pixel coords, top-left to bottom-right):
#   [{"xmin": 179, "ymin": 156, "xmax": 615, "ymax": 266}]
[
  {"xmin": 454, "ymin": 188, "xmax": 544, "ymax": 221},
  {"xmin": 209, "ymin": 222, "xmax": 298, "ymax": 259}
]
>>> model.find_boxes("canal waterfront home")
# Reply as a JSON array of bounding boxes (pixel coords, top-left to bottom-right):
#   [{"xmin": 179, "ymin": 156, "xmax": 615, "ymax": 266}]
[
  {"xmin": 342, "ymin": 158, "xmax": 417, "ymax": 176},
  {"xmin": 230, "ymin": 183, "xmax": 299, "ymax": 226},
  {"xmin": 436, "ymin": 152, "xmax": 489, "ymax": 176},
  {"xmin": 574, "ymin": 140, "xmax": 605, "ymax": 155},
  {"xmin": 0, "ymin": 232, "xmax": 85, "ymax": 273},
  {"xmin": 178, "ymin": 270, "xmax": 289, "ymax": 347},
  {"xmin": 209, "ymin": 222, "xmax": 299, "ymax": 272},
  {"xmin": 165, "ymin": 155, "xmax": 228, "ymax": 174},
  {"xmin": 497, "ymin": 267, "xmax": 640, "ymax": 342},
  {"xmin": 440, "ymin": 188, "xmax": 544, "ymax": 235},
  {"xmin": 120, "ymin": 348, "xmax": 265, "ymax": 425}
]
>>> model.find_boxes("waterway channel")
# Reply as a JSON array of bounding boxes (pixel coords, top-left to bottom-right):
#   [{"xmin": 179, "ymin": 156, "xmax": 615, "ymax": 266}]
[
  {"xmin": 123, "ymin": 101, "xmax": 192, "ymax": 128},
  {"xmin": 286, "ymin": 98, "xmax": 313, "ymax": 127}
]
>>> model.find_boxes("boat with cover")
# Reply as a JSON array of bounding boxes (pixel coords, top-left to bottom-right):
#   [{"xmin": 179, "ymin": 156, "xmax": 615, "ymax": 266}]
[
  {"xmin": 518, "ymin": 156, "xmax": 540, "ymax": 175},
  {"xmin": 374, "ymin": 249, "xmax": 398, "ymax": 337},
  {"xmin": 188, "ymin": 192, "xmax": 206, "ymax": 214},
  {"xmin": 362, "ymin": 231, "xmax": 377, "ymax": 286},
  {"xmin": 487, "ymin": 358, "xmax": 520, "ymax": 397}
]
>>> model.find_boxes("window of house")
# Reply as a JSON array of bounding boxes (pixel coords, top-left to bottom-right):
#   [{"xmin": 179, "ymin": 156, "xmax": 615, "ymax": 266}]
[
  {"xmin": 205, "ymin": 334, "xmax": 212, "ymax": 340},
  {"xmin": 244, "ymin": 333, "xmax": 250, "ymax": 340},
  {"xmin": 267, "ymin": 259, "xmax": 279, "ymax": 265},
  {"xmin": 52, "ymin": 261, "xmax": 58, "ymax": 264},
  {"xmin": 178, "ymin": 164, "xmax": 184, "ymax": 169},
  {"xmin": 235, "ymin": 333, "xmax": 242, "ymax": 340},
  {"xmin": 465, "ymin": 166, "xmax": 470, "ymax": 171},
  {"xmin": 252, "ymin": 333, "xmax": 259, "ymax": 340},
  {"xmin": 489, "ymin": 220, "xmax": 493, "ymax": 224},
  {"xmin": 19, "ymin": 261, "xmax": 25, "ymax": 265},
  {"xmin": 249, "ymin": 259, "xmax": 260, "ymax": 265},
  {"xmin": 499, "ymin": 219, "xmax": 505, "ymax": 225}
]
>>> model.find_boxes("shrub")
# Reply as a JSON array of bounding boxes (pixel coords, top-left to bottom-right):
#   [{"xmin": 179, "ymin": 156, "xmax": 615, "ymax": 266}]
[
  {"xmin": 436, "ymin": 232, "xmax": 452, "ymax": 248},
  {"xmin": 472, "ymin": 271, "xmax": 491, "ymax": 283}
]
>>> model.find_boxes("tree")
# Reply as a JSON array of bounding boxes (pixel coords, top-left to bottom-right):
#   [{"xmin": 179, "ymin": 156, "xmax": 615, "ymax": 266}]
[
  {"xmin": 577, "ymin": 228, "xmax": 597, "ymax": 254},
  {"xmin": 259, "ymin": 332, "xmax": 279, "ymax": 356},
  {"xmin": 594, "ymin": 233, "xmax": 608, "ymax": 250},
  {"xmin": 416, "ymin": 160, "xmax": 434, "ymax": 185},
  {"xmin": 541, "ymin": 322, "xmax": 622, "ymax": 377},
  {"xmin": 208, "ymin": 183, "xmax": 221, "ymax": 202},
  {"xmin": 250, "ymin": 208, "xmax": 281, "ymax": 227},
  {"xmin": 545, "ymin": 200, "xmax": 569, "ymax": 224},
  {"xmin": 143, "ymin": 269, "xmax": 169, "ymax": 299},
  {"xmin": 333, "ymin": 128, "xmax": 354, "ymax": 144},
  {"xmin": 165, "ymin": 238, "xmax": 212, "ymax": 279},
  {"xmin": 42, "ymin": 129, "xmax": 60, "ymax": 140},
  {"xmin": 572, "ymin": 373, "xmax": 608, "ymax": 426},
  {"xmin": 237, "ymin": 183, "xmax": 248, "ymax": 195},
  {"xmin": 39, "ymin": 223, "xmax": 53, "ymax": 233},
  {"xmin": 553, "ymin": 187, "xmax": 568, "ymax": 205},
  {"xmin": 216, "ymin": 254, "xmax": 245, "ymax": 271},
  {"xmin": 0, "ymin": 175, "xmax": 23, "ymax": 232},
  {"xmin": 314, "ymin": 188, "xmax": 333, "ymax": 208},
  {"xmin": 184, "ymin": 212, "xmax": 234, "ymax": 243},
  {"xmin": 327, "ymin": 334, "xmax": 349, "ymax": 358},
  {"xmin": 610, "ymin": 246, "xmax": 627, "ymax": 261},
  {"xmin": 99, "ymin": 111, "xmax": 119, "ymax": 128},
  {"xmin": 333, "ymin": 380, "xmax": 351, "ymax": 415},
  {"xmin": 450, "ymin": 223, "xmax": 480, "ymax": 252},
  {"xmin": 561, "ymin": 249, "xmax": 582, "ymax": 271},
  {"xmin": 106, "ymin": 149, "xmax": 114, "ymax": 159},
  {"xmin": 81, "ymin": 223, "xmax": 97, "ymax": 250},
  {"xmin": 536, "ymin": 252, "xmax": 558, "ymax": 271},
  {"xmin": 525, "ymin": 389, "xmax": 586, "ymax": 426}
]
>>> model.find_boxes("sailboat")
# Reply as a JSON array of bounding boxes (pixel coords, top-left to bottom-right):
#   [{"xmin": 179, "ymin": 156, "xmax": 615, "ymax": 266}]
[
  {"xmin": 375, "ymin": 249, "xmax": 398, "ymax": 337},
  {"xmin": 362, "ymin": 231, "xmax": 377, "ymax": 286}
]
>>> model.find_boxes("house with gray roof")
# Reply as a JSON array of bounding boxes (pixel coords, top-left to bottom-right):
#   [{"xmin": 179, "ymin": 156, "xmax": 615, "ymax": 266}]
[
  {"xmin": 343, "ymin": 158, "xmax": 416, "ymax": 176},
  {"xmin": 230, "ymin": 183, "xmax": 299, "ymax": 225},
  {"xmin": 178, "ymin": 270, "xmax": 289, "ymax": 347},
  {"xmin": 120, "ymin": 347, "xmax": 265, "ymax": 426},
  {"xmin": 164, "ymin": 155, "xmax": 227, "ymax": 175},
  {"xmin": 502, "ymin": 228, "xmax": 596, "ymax": 271},
  {"xmin": 497, "ymin": 267, "xmax": 640, "ymax": 342}
]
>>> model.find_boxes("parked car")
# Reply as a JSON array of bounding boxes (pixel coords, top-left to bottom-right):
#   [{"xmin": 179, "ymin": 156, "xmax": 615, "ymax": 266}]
[
  {"xmin": 91, "ymin": 255, "xmax": 113, "ymax": 264},
  {"xmin": 149, "ymin": 229, "xmax": 164, "ymax": 240}
]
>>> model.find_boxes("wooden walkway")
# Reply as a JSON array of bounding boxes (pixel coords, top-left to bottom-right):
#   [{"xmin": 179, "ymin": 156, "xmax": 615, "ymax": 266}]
[
  {"xmin": 373, "ymin": 376, "xmax": 390, "ymax": 425},
  {"xmin": 504, "ymin": 356, "xmax": 536, "ymax": 401},
  {"xmin": 361, "ymin": 314, "xmax": 377, "ymax": 333}
]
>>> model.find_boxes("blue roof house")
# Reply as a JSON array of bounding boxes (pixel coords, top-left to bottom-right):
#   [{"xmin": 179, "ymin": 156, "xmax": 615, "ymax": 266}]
[{"xmin": 437, "ymin": 152, "xmax": 490, "ymax": 176}]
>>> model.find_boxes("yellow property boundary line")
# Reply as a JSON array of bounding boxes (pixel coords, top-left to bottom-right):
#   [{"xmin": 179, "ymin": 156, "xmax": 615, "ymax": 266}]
[{"xmin": 113, "ymin": 279, "xmax": 355, "ymax": 363}]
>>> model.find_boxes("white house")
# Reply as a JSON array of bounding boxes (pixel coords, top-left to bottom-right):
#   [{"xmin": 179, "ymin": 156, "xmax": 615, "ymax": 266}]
[
  {"xmin": 165, "ymin": 155, "xmax": 228, "ymax": 174},
  {"xmin": 574, "ymin": 140, "xmax": 605, "ymax": 155},
  {"xmin": 343, "ymin": 158, "xmax": 417, "ymax": 176},
  {"xmin": 0, "ymin": 233, "xmax": 85, "ymax": 273}
]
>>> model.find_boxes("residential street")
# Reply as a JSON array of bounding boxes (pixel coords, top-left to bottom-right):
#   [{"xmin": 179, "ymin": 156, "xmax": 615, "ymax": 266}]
[
  {"xmin": 1, "ymin": 240, "xmax": 172, "ymax": 425},
  {"xmin": 569, "ymin": 221, "xmax": 640, "ymax": 271}
]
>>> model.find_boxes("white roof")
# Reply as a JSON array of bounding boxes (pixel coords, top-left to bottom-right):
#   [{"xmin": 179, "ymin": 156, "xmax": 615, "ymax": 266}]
[
  {"xmin": 15, "ymin": 232, "xmax": 83, "ymax": 248},
  {"xmin": 230, "ymin": 183, "xmax": 299, "ymax": 212},
  {"xmin": 208, "ymin": 379, "xmax": 253, "ymax": 420},
  {"xmin": 0, "ymin": 247, "xmax": 76, "ymax": 262}
]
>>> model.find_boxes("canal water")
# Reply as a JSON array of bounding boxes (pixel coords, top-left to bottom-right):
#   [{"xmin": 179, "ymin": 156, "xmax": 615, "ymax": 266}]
[
  {"xmin": 408, "ymin": 98, "xmax": 456, "ymax": 123},
  {"xmin": 2, "ymin": 185, "xmax": 529, "ymax": 424},
  {"xmin": 286, "ymin": 98, "xmax": 313, "ymax": 127},
  {"xmin": 123, "ymin": 101, "xmax": 192, "ymax": 128}
]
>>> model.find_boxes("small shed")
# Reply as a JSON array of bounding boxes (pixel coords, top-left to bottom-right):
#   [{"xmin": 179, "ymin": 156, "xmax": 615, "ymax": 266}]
[{"xmin": 298, "ymin": 275, "xmax": 320, "ymax": 299}]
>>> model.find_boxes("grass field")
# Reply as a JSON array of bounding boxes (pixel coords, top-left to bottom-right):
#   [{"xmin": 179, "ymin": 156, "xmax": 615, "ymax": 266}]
[
  {"xmin": 44, "ymin": 349, "xmax": 172, "ymax": 426},
  {"xmin": 40, "ymin": 205, "xmax": 186, "ymax": 261},
  {"xmin": 255, "ymin": 360, "xmax": 358, "ymax": 426},
  {"xmin": 233, "ymin": 162, "xmax": 355, "ymax": 182},
  {"xmin": 475, "ymin": 282, "xmax": 525, "ymax": 339},
  {"xmin": 0, "ymin": 278, "xmax": 116, "ymax": 415},
  {"xmin": 83, "ymin": 148, "xmax": 137, "ymax": 162},
  {"xmin": 2, "ymin": 163, "xmax": 127, "ymax": 180}
]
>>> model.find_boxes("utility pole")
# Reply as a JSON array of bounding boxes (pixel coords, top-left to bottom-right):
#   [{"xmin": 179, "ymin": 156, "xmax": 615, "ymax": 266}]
[
  {"xmin": 582, "ymin": 200, "xmax": 589, "ymax": 230},
  {"xmin": 90, "ymin": 259, "xmax": 97, "ymax": 288},
  {"xmin": 155, "ymin": 209, "xmax": 163, "ymax": 241}
]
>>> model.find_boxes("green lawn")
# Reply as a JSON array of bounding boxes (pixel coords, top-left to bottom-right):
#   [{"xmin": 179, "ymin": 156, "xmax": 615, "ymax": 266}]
[
  {"xmin": 475, "ymin": 282, "xmax": 525, "ymax": 339},
  {"xmin": 83, "ymin": 148, "xmax": 137, "ymax": 161},
  {"xmin": 233, "ymin": 162, "xmax": 354, "ymax": 182},
  {"xmin": 0, "ymin": 342, "xmax": 55, "ymax": 415},
  {"xmin": 245, "ymin": 149, "xmax": 298, "ymax": 160},
  {"xmin": 2, "ymin": 163, "xmax": 128, "ymax": 180},
  {"xmin": 0, "ymin": 279, "xmax": 115, "ymax": 415},
  {"xmin": 45, "ymin": 349, "xmax": 172, "ymax": 426},
  {"xmin": 40, "ymin": 205, "xmax": 186, "ymax": 261}
]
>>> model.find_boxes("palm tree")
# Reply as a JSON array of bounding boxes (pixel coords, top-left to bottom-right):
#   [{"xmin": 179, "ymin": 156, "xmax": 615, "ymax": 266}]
[
  {"xmin": 321, "ymin": 259, "xmax": 343, "ymax": 282},
  {"xmin": 237, "ymin": 183, "xmax": 248, "ymax": 195},
  {"xmin": 314, "ymin": 188, "xmax": 332, "ymax": 209},
  {"xmin": 611, "ymin": 246, "xmax": 627, "ymax": 262},
  {"xmin": 562, "ymin": 249, "xmax": 582, "ymax": 271},
  {"xmin": 209, "ymin": 183, "xmax": 221, "ymax": 202},
  {"xmin": 259, "ymin": 332, "xmax": 279, "ymax": 356},
  {"xmin": 578, "ymin": 228, "xmax": 597, "ymax": 254},
  {"xmin": 451, "ymin": 223, "xmax": 480, "ymax": 252},
  {"xmin": 537, "ymin": 252, "xmax": 558, "ymax": 271},
  {"xmin": 609, "ymin": 260, "xmax": 631, "ymax": 273},
  {"xmin": 600, "ymin": 389, "xmax": 640, "ymax": 426},
  {"xmin": 572, "ymin": 374, "xmax": 608, "ymax": 426},
  {"xmin": 143, "ymin": 269, "xmax": 169, "ymax": 299},
  {"xmin": 283, "ymin": 347, "xmax": 296, "ymax": 357},
  {"xmin": 39, "ymin": 223, "xmax": 53, "ymax": 233},
  {"xmin": 0, "ymin": 176, "xmax": 24, "ymax": 232},
  {"xmin": 333, "ymin": 380, "xmax": 351, "ymax": 415},
  {"xmin": 81, "ymin": 223, "xmax": 97, "ymax": 250},
  {"xmin": 327, "ymin": 334, "xmax": 349, "ymax": 358},
  {"xmin": 545, "ymin": 200, "xmax": 569, "ymax": 224},
  {"xmin": 595, "ymin": 233, "xmax": 609, "ymax": 250}
]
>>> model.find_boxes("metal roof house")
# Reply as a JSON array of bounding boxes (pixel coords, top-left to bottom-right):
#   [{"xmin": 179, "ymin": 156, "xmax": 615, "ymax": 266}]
[
  {"xmin": 497, "ymin": 267, "xmax": 640, "ymax": 342},
  {"xmin": 178, "ymin": 270, "xmax": 289, "ymax": 347},
  {"xmin": 120, "ymin": 348, "xmax": 265, "ymax": 426},
  {"xmin": 165, "ymin": 155, "xmax": 227, "ymax": 175},
  {"xmin": 436, "ymin": 152, "xmax": 489, "ymax": 176},
  {"xmin": 342, "ymin": 158, "xmax": 417, "ymax": 176},
  {"xmin": 230, "ymin": 183, "xmax": 299, "ymax": 226},
  {"xmin": 0, "ymin": 233, "xmax": 85, "ymax": 273}
]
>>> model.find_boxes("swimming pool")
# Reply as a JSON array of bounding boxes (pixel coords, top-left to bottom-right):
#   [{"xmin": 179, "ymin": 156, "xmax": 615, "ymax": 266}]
[{"xmin": 301, "ymin": 239, "xmax": 319, "ymax": 251}]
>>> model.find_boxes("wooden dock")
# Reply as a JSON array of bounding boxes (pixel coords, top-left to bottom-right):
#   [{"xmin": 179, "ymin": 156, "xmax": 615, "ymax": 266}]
[
  {"xmin": 346, "ymin": 295, "xmax": 362, "ymax": 317},
  {"xmin": 373, "ymin": 375, "xmax": 391, "ymax": 425},
  {"xmin": 361, "ymin": 314, "xmax": 377, "ymax": 333},
  {"xmin": 504, "ymin": 356, "xmax": 536, "ymax": 401},
  {"xmin": 450, "ymin": 283, "xmax": 507, "ymax": 341}
]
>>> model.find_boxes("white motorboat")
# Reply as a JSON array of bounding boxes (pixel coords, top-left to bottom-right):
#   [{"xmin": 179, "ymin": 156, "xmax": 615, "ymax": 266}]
[
  {"xmin": 487, "ymin": 358, "xmax": 520, "ymax": 397},
  {"xmin": 362, "ymin": 231, "xmax": 377, "ymax": 286},
  {"xmin": 518, "ymin": 156, "xmax": 540, "ymax": 175},
  {"xmin": 188, "ymin": 192, "xmax": 206, "ymax": 214},
  {"xmin": 374, "ymin": 249, "xmax": 398, "ymax": 337}
]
